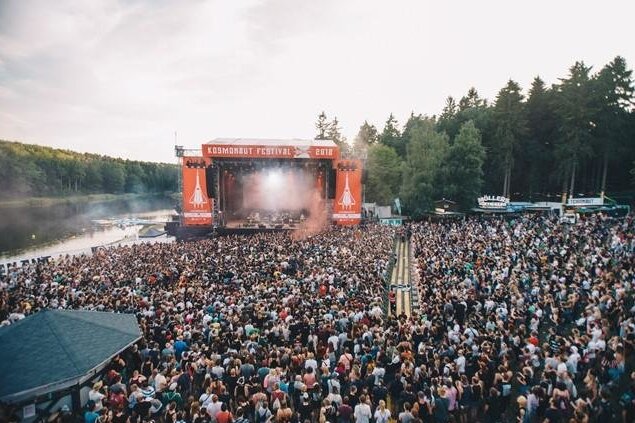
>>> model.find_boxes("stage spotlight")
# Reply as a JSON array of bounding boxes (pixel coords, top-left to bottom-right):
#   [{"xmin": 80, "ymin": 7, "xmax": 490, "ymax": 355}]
[{"xmin": 265, "ymin": 170, "xmax": 283, "ymax": 189}]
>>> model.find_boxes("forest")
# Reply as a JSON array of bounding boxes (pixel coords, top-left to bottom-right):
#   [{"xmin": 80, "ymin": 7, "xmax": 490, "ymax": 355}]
[
  {"xmin": 0, "ymin": 140, "xmax": 177, "ymax": 200},
  {"xmin": 319, "ymin": 56, "xmax": 635, "ymax": 216}
]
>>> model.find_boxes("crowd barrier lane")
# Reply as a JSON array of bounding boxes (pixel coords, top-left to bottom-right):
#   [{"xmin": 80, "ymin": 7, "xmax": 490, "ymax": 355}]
[{"xmin": 384, "ymin": 237, "xmax": 399, "ymax": 316}]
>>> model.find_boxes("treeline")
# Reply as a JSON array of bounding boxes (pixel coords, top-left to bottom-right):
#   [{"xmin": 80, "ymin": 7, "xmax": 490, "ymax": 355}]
[
  {"xmin": 0, "ymin": 140, "xmax": 178, "ymax": 199},
  {"xmin": 321, "ymin": 56, "xmax": 635, "ymax": 216}
]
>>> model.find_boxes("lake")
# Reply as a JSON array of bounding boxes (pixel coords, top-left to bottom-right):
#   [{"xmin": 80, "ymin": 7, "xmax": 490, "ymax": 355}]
[{"xmin": 0, "ymin": 196, "xmax": 177, "ymax": 263}]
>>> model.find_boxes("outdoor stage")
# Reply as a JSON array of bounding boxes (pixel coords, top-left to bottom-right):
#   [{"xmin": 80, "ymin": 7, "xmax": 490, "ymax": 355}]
[{"xmin": 171, "ymin": 138, "xmax": 363, "ymax": 238}]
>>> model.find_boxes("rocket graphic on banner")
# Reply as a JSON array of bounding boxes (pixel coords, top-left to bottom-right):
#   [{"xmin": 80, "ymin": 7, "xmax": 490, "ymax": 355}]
[
  {"xmin": 338, "ymin": 174, "xmax": 356, "ymax": 210},
  {"xmin": 182, "ymin": 157, "xmax": 213, "ymax": 226},
  {"xmin": 189, "ymin": 170, "xmax": 208, "ymax": 208},
  {"xmin": 333, "ymin": 160, "xmax": 362, "ymax": 225}
]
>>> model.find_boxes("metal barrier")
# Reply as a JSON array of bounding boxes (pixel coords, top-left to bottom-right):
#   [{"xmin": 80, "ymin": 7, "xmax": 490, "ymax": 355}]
[{"xmin": 382, "ymin": 237, "xmax": 399, "ymax": 315}]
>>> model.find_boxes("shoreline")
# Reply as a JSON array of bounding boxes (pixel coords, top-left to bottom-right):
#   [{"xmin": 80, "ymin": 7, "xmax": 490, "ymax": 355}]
[{"xmin": 0, "ymin": 192, "xmax": 177, "ymax": 209}]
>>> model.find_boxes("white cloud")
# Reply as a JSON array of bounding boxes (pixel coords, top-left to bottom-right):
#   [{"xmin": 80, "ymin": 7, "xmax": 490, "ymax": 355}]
[{"xmin": 0, "ymin": 0, "xmax": 633, "ymax": 162}]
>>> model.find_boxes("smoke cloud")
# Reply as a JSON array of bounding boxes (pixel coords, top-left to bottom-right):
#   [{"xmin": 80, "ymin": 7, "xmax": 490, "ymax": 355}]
[
  {"xmin": 233, "ymin": 166, "xmax": 329, "ymax": 237},
  {"xmin": 293, "ymin": 189, "xmax": 328, "ymax": 240},
  {"xmin": 241, "ymin": 168, "xmax": 315, "ymax": 211}
]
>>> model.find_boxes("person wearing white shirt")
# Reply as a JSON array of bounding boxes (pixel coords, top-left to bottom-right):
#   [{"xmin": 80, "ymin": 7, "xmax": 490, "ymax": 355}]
[
  {"xmin": 88, "ymin": 382, "xmax": 106, "ymax": 412},
  {"xmin": 373, "ymin": 400, "xmax": 391, "ymax": 423},
  {"xmin": 199, "ymin": 388, "xmax": 213, "ymax": 407},
  {"xmin": 154, "ymin": 371, "xmax": 167, "ymax": 393},
  {"xmin": 206, "ymin": 395, "xmax": 223, "ymax": 423},
  {"xmin": 328, "ymin": 334, "xmax": 340, "ymax": 353},
  {"xmin": 354, "ymin": 395, "xmax": 372, "ymax": 423},
  {"xmin": 305, "ymin": 353, "xmax": 318, "ymax": 372},
  {"xmin": 455, "ymin": 352, "xmax": 466, "ymax": 374},
  {"xmin": 372, "ymin": 365, "xmax": 386, "ymax": 385}
]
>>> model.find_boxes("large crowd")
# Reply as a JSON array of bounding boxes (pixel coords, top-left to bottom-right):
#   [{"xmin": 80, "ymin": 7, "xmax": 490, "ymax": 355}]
[{"xmin": 0, "ymin": 214, "xmax": 633, "ymax": 423}]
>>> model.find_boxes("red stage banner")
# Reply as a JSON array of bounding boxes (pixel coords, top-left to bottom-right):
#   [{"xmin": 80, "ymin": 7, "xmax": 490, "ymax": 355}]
[
  {"xmin": 333, "ymin": 160, "xmax": 362, "ymax": 225},
  {"xmin": 182, "ymin": 156, "xmax": 213, "ymax": 226},
  {"xmin": 203, "ymin": 144, "xmax": 340, "ymax": 160}
]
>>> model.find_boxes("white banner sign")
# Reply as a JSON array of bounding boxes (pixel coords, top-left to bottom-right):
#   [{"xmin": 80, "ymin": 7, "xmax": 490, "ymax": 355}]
[
  {"xmin": 183, "ymin": 212, "xmax": 213, "ymax": 218},
  {"xmin": 567, "ymin": 197, "xmax": 603, "ymax": 207},
  {"xmin": 477, "ymin": 196, "xmax": 510, "ymax": 209},
  {"xmin": 333, "ymin": 213, "xmax": 362, "ymax": 219}
]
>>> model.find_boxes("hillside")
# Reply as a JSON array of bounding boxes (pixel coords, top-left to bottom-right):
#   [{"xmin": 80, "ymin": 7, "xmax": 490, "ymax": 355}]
[{"xmin": 0, "ymin": 140, "xmax": 177, "ymax": 200}]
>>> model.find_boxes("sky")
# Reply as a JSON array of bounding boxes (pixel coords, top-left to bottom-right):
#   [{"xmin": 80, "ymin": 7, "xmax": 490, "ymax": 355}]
[{"xmin": 1, "ymin": 0, "xmax": 634, "ymax": 163}]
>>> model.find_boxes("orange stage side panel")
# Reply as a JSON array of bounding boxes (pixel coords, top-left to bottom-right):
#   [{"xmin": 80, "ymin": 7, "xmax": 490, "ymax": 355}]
[
  {"xmin": 181, "ymin": 156, "xmax": 213, "ymax": 226},
  {"xmin": 333, "ymin": 160, "xmax": 362, "ymax": 226}
]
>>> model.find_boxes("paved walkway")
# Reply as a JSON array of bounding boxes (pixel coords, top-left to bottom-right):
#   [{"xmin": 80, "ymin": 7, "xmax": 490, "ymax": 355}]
[{"xmin": 388, "ymin": 237, "xmax": 413, "ymax": 317}]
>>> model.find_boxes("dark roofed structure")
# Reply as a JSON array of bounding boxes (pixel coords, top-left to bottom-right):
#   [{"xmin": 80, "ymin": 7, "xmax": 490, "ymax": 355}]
[{"xmin": 0, "ymin": 310, "xmax": 141, "ymax": 404}]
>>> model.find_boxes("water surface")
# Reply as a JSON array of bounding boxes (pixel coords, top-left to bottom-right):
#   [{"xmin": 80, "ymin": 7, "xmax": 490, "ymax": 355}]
[{"xmin": 0, "ymin": 197, "xmax": 176, "ymax": 262}]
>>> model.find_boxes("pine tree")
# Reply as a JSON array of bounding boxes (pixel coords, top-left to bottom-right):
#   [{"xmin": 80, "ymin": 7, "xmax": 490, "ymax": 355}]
[
  {"xmin": 352, "ymin": 121, "xmax": 378, "ymax": 159},
  {"xmin": 315, "ymin": 111, "xmax": 330, "ymax": 140},
  {"xmin": 379, "ymin": 114, "xmax": 405, "ymax": 158},
  {"xmin": 459, "ymin": 87, "xmax": 485, "ymax": 111},
  {"xmin": 326, "ymin": 117, "xmax": 351, "ymax": 158},
  {"xmin": 594, "ymin": 56, "xmax": 635, "ymax": 195},
  {"xmin": 491, "ymin": 80, "xmax": 526, "ymax": 198},
  {"xmin": 554, "ymin": 62, "xmax": 596, "ymax": 199},
  {"xmin": 525, "ymin": 77, "xmax": 558, "ymax": 198},
  {"xmin": 365, "ymin": 144, "xmax": 402, "ymax": 205},
  {"xmin": 443, "ymin": 121, "xmax": 486, "ymax": 209},
  {"xmin": 400, "ymin": 121, "xmax": 449, "ymax": 216}
]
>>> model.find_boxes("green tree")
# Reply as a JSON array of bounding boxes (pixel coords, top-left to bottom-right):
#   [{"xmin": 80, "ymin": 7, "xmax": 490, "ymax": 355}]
[
  {"xmin": 458, "ymin": 87, "xmax": 485, "ymax": 111},
  {"xmin": 100, "ymin": 161, "xmax": 126, "ymax": 193},
  {"xmin": 436, "ymin": 90, "xmax": 493, "ymax": 193},
  {"xmin": 437, "ymin": 96, "xmax": 459, "ymax": 136},
  {"xmin": 326, "ymin": 117, "xmax": 351, "ymax": 158},
  {"xmin": 593, "ymin": 56, "xmax": 635, "ymax": 195},
  {"xmin": 84, "ymin": 161, "xmax": 103, "ymax": 192},
  {"xmin": 315, "ymin": 111, "xmax": 330, "ymax": 139},
  {"xmin": 125, "ymin": 162, "xmax": 146, "ymax": 193},
  {"xmin": 554, "ymin": 61, "xmax": 597, "ymax": 198},
  {"xmin": 403, "ymin": 113, "xmax": 434, "ymax": 143},
  {"xmin": 379, "ymin": 114, "xmax": 405, "ymax": 158},
  {"xmin": 442, "ymin": 121, "xmax": 485, "ymax": 209},
  {"xmin": 400, "ymin": 121, "xmax": 449, "ymax": 217},
  {"xmin": 365, "ymin": 144, "xmax": 402, "ymax": 205},
  {"xmin": 352, "ymin": 121, "xmax": 378, "ymax": 159},
  {"xmin": 524, "ymin": 77, "xmax": 558, "ymax": 198},
  {"xmin": 491, "ymin": 80, "xmax": 527, "ymax": 198}
]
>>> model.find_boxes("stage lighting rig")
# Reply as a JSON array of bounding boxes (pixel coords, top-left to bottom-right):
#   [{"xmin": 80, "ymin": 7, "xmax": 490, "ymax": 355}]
[
  {"xmin": 336, "ymin": 161, "xmax": 358, "ymax": 172},
  {"xmin": 185, "ymin": 159, "xmax": 207, "ymax": 168}
]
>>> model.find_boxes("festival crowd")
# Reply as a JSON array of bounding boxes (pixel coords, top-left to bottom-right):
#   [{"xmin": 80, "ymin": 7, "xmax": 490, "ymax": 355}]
[{"xmin": 0, "ymin": 215, "xmax": 633, "ymax": 423}]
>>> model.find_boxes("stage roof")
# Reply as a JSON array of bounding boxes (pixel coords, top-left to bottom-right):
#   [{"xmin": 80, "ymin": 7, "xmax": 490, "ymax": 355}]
[
  {"xmin": 205, "ymin": 138, "xmax": 338, "ymax": 148},
  {"xmin": 0, "ymin": 310, "xmax": 141, "ymax": 403}
]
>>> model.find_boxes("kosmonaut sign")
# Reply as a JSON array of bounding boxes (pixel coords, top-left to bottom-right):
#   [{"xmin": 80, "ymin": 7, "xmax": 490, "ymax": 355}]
[
  {"xmin": 333, "ymin": 160, "xmax": 362, "ymax": 225},
  {"xmin": 204, "ymin": 145, "xmax": 339, "ymax": 159},
  {"xmin": 182, "ymin": 157, "xmax": 212, "ymax": 226}
]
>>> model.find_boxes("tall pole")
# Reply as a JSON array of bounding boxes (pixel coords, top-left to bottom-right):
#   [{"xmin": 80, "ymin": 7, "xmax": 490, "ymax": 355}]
[{"xmin": 569, "ymin": 160, "xmax": 576, "ymax": 199}]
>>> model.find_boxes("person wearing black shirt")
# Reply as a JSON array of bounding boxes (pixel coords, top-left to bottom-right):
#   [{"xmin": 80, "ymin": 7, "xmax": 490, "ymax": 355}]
[
  {"xmin": 597, "ymin": 389, "xmax": 615, "ymax": 422},
  {"xmin": 483, "ymin": 387, "xmax": 503, "ymax": 423},
  {"xmin": 372, "ymin": 381, "xmax": 388, "ymax": 405},
  {"xmin": 388, "ymin": 375, "xmax": 404, "ymax": 415},
  {"xmin": 543, "ymin": 398, "xmax": 561, "ymax": 423},
  {"xmin": 398, "ymin": 384, "xmax": 416, "ymax": 414}
]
